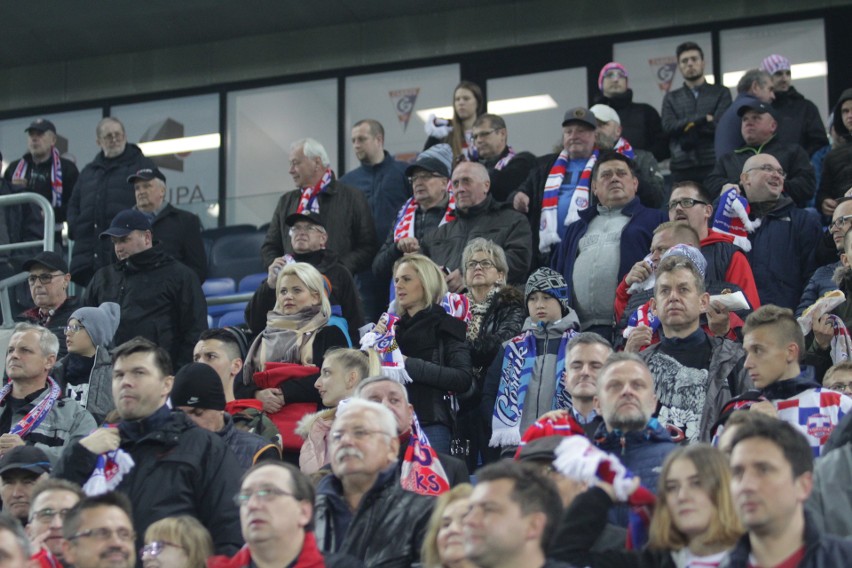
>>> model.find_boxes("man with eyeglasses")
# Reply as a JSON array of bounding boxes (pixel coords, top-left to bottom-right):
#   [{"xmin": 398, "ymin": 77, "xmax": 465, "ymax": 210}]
[
  {"xmin": 706, "ymin": 101, "xmax": 815, "ymax": 206},
  {"xmin": 67, "ymin": 117, "xmax": 155, "ymax": 287},
  {"xmin": 594, "ymin": 62, "xmax": 667, "ymax": 160},
  {"xmin": 26, "ymin": 478, "xmax": 83, "ymax": 567},
  {"xmin": 61, "ymin": 492, "xmax": 136, "ymax": 568},
  {"xmin": 210, "ymin": 462, "xmax": 362, "ymax": 568},
  {"xmin": 3, "ymin": 119, "xmax": 79, "ymax": 247},
  {"xmin": 0, "ymin": 446, "xmax": 51, "ymax": 524},
  {"xmin": 421, "ymin": 161, "xmax": 532, "ymax": 292},
  {"xmin": 667, "ymin": 180, "xmax": 761, "ymax": 311},
  {"xmin": 469, "ymin": 113, "xmax": 535, "ymax": 203},
  {"xmin": 313, "ymin": 399, "xmax": 434, "ymax": 567},
  {"xmin": 797, "ymin": 197, "xmax": 852, "ymax": 316},
  {"xmin": 340, "ymin": 119, "xmax": 410, "ymax": 322},
  {"xmin": 373, "ymin": 144, "xmax": 454, "ymax": 291},
  {"xmin": 261, "ymin": 138, "xmax": 377, "ymax": 278},
  {"xmin": 734, "ymin": 154, "xmax": 821, "ymax": 310},
  {"xmin": 55, "ymin": 338, "xmax": 242, "ymax": 555},
  {"xmin": 246, "ymin": 211, "xmax": 363, "ymax": 345},
  {"xmin": 17, "ymin": 251, "xmax": 80, "ymax": 359}
]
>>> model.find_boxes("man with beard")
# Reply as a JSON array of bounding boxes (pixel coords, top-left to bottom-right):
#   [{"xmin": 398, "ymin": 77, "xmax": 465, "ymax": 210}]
[{"xmin": 661, "ymin": 41, "xmax": 732, "ymax": 183}]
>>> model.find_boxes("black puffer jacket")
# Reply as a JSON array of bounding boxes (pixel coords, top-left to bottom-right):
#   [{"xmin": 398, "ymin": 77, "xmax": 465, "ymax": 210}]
[
  {"xmin": 396, "ymin": 304, "xmax": 472, "ymax": 428},
  {"xmin": 772, "ymin": 86, "xmax": 828, "ymax": 157},
  {"xmin": 67, "ymin": 144, "xmax": 153, "ymax": 286},
  {"xmin": 595, "ymin": 89, "xmax": 669, "ymax": 161},
  {"xmin": 54, "ymin": 407, "xmax": 243, "ymax": 555},
  {"xmin": 720, "ymin": 511, "xmax": 852, "ymax": 568},
  {"xmin": 83, "ymin": 245, "xmax": 207, "ymax": 368},
  {"xmin": 147, "ymin": 203, "xmax": 208, "ymax": 283},
  {"xmin": 467, "ymin": 285, "xmax": 526, "ymax": 380},
  {"xmin": 314, "ymin": 466, "xmax": 434, "ymax": 568}
]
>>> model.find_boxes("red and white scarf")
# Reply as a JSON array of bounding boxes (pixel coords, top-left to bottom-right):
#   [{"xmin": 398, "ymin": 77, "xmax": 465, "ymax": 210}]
[
  {"xmin": 12, "ymin": 147, "xmax": 64, "ymax": 207},
  {"xmin": 493, "ymin": 146, "xmax": 516, "ymax": 171},
  {"xmin": 392, "ymin": 186, "xmax": 456, "ymax": 242},
  {"xmin": 538, "ymin": 149, "xmax": 597, "ymax": 254},
  {"xmin": 401, "ymin": 413, "xmax": 450, "ymax": 496},
  {"xmin": 0, "ymin": 377, "xmax": 61, "ymax": 437},
  {"xmin": 295, "ymin": 168, "xmax": 334, "ymax": 214}
]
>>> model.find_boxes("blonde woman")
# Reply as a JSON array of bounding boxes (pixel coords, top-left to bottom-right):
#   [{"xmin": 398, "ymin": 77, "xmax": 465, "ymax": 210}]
[
  {"xmin": 142, "ymin": 516, "xmax": 213, "ymax": 568},
  {"xmin": 421, "ymin": 484, "xmax": 476, "ymax": 568}
]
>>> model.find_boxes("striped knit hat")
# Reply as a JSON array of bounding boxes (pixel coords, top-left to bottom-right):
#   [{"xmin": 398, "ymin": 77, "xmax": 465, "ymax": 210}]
[{"xmin": 760, "ymin": 54, "xmax": 790, "ymax": 75}]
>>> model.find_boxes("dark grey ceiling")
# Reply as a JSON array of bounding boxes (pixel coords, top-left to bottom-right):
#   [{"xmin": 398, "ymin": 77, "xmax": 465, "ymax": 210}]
[{"xmin": 2, "ymin": 0, "xmax": 518, "ymax": 69}]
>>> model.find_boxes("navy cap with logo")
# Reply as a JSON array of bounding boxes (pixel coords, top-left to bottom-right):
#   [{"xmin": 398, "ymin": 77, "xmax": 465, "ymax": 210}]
[
  {"xmin": 127, "ymin": 167, "xmax": 167, "ymax": 184},
  {"xmin": 561, "ymin": 107, "xmax": 597, "ymax": 129},
  {"xmin": 0, "ymin": 446, "xmax": 52, "ymax": 476},
  {"xmin": 737, "ymin": 101, "xmax": 777, "ymax": 120},
  {"xmin": 99, "ymin": 209, "xmax": 152, "ymax": 240},
  {"xmin": 22, "ymin": 251, "xmax": 68, "ymax": 273},
  {"xmin": 285, "ymin": 210, "xmax": 326, "ymax": 229},
  {"xmin": 25, "ymin": 119, "xmax": 56, "ymax": 134}
]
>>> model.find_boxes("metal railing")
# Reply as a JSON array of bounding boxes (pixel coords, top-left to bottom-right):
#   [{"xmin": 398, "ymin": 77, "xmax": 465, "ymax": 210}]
[{"xmin": 0, "ymin": 193, "xmax": 55, "ymax": 328}]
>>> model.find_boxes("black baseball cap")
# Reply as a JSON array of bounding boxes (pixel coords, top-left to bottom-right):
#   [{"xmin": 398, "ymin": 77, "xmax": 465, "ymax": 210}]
[
  {"xmin": 99, "ymin": 209, "xmax": 152, "ymax": 239},
  {"xmin": 127, "ymin": 167, "xmax": 167, "ymax": 184},
  {"xmin": 0, "ymin": 446, "xmax": 51, "ymax": 476},
  {"xmin": 737, "ymin": 101, "xmax": 777, "ymax": 120},
  {"xmin": 285, "ymin": 211, "xmax": 326, "ymax": 229},
  {"xmin": 516, "ymin": 436, "xmax": 564, "ymax": 463},
  {"xmin": 561, "ymin": 107, "xmax": 597, "ymax": 129},
  {"xmin": 25, "ymin": 119, "xmax": 56, "ymax": 134},
  {"xmin": 22, "ymin": 251, "xmax": 68, "ymax": 273}
]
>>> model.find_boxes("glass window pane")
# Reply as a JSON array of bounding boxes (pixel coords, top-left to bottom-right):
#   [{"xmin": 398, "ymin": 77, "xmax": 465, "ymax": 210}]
[
  {"xmin": 345, "ymin": 64, "xmax": 460, "ymax": 169},
  {"xmin": 487, "ymin": 68, "xmax": 587, "ymax": 157},
  {"xmin": 112, "ymin": 94, "xmax": 220, "ymax": 229},
  {"xmin": 226, "ymin": 79, "xmax": 338, "ymax": 226}
]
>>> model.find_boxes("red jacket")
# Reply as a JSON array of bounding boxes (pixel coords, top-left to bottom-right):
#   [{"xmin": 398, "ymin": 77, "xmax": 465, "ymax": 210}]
[
  {"xmin": 208, "ymin": 533, "xmax": 325, "ymax": 568},
  {"xmin": 700, "ymin": 230, "xmax": 761, "ymax": 310}
]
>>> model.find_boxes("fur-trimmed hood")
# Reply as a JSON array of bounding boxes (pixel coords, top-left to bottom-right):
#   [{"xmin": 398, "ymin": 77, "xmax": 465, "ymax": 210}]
[{"xmin": 295, "ymin": 407, "xmax": 336, "ymax": 439}]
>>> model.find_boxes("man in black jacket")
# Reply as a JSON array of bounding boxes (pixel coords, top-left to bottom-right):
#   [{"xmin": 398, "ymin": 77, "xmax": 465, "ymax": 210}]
[
  {"xmin": 67, "ymin": 117, "xmax": 154, "ymax": 286},
  {"xmin": 705, "ymin": 102, "xmax": 815, "ymax": 205},
  {"xmin": 54, "ymin": 338, "xmax": 243, "ymax": 555},
  {"xmin": 724, "ymin": 413, "xmax": 852, "ymax": 568},
  {"xmin": 313, "ymin": 399, "xmax": 434, "ymax": 567},
  {"xmin": 84, "ymin": 209, "xmax": 207, "ymax": 368},
  {"xmin": 470, "ymin": 114, "xmax": 536, "ymax": 203},
  {"xmin": 128, "ymin": 166, "xmax": 207, "ymax": 283}
]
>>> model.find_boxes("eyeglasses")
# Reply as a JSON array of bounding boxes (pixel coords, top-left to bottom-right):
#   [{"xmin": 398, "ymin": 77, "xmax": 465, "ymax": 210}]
[
  {"xmin": 27, "ymin": 273, "xmax": 63, "ymax": 286},
  {"xmin": 329, "ymin": 427, "xmax": 392, "ymax": 445},
  {"xmin": 470, "ymin": 129, "xmax": 498, "ymax": 141},
  {"xmin": 745, "ymin": 164, "xmax": 786, "ymax": 179},
  {"xmin": 667, "ymin": 198, "xmax": 709, "ymax": 211},
  {"xmin": 140, "ymin": 541, "xmax": 184, "ymax": 559},
  {"xmin": 408, "ymin": 172, "xmax": 444, "ymax": 184},
  {"xmin": 830, "ymin": 215, "xmax": 852, "ymax": 232},
  {"xmin": 465, "ymin": 259, "xmax": 495, "ymax": 270},
  {"xmin": 288, "ymin": 225, "xmax": 325, "ymax": 237},
  {"xmin": 68, "ymin": 527, "xmax": 135, "ymax": 543},
  {"xmin": 65, "ymin": 323, "xmax": 85, "ymax": 335},
  {"xmin": 30, "ymin": 507, "xmax": 71, "ymax": 523},
  {"xmin": 827, "ymin": 382, "xmax": 852, "ymax": 394},
  {"xmin": 232, "ymin": 488, "xmax": 293, "ymax": 507},
  {"xmin": 603, "ymin": 70, "xmax": 627, "ymax": 80}
]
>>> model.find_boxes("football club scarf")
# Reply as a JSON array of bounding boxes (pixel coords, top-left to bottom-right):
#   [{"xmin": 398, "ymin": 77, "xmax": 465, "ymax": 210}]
[
  {"xmin": 490, "ymin": 326, "xmax": 576, "ymax": 447},
  {"xmin": 622, "ymin": 300, "xmax": 661, "ymax": 340},
  {"xmin": 712, "ymin": 187, "xmax": 761, "ymax": 252},
  {"xmin": 0, "ymin": 377, "xmax": 61, "ymax": 437},
  {"xmin": 295, "ymin": 168, "xmax": 334, "ymax": 214},
  {"xmin": 392, "ymin": 188, "xmax": 456, "ymax": 242},
  {"xmin": 13, "ymin": 147, "xmax": 64, "ymax": 207},
  {"xmin": 493, "ymin": 146, "xmax": 516, "ymax": 171},
  {"xmin": 513, "ymin": 414, "xmax": 586, "ymax": 459},
  {"xmin": 553, "ymin": 434, "xmax": 656, "ymax": 550},
  {"xmin": 360, "ymin": 313, "xmax": 412, "ymax": 384},
  {"xmin": 440, "ymin": 292, "xmax": 471, "ymax": 324},
  {"xmin": 81, "ymin": 424, "xmax": 135, "ymax": 496},
  {"xmin": 400, "ymin": 413, "xmax": 450, "ymax": 496},
  {"xmin": 538, "ymin": 149, "xmax": 597, "ymax": 254},
  {"xmin": 827, "ymin": 314, "xmax": 852, "ymax": 365}
]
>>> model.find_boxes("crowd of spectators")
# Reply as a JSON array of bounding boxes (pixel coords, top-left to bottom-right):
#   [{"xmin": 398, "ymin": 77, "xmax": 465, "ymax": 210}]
[{"xmin": 1, "ymin": 41, "xmax": 852, "ymax": 568}]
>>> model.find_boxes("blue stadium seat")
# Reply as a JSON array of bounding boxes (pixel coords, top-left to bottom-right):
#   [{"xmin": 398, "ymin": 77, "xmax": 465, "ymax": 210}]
[
  {"xmin": 238, "ymin": 272, "xmax": 267, "ymax": 293},
  {"xmin": 201, "ymin": 224, "xmax": 257, "ymax": 241},
  {"xmin": 202, "ymin": 277, "xmax": 235, "ymax": 297},
  {"xmin": 217, "ymin": 309, "xmax": 246, "ymax": 328},
  {"xmin": 207, "ymin": 230, "xmax": 266, "ymax": 282}
]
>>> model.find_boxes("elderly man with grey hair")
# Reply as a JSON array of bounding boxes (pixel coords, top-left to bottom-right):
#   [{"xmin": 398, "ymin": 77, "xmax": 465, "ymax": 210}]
[
  {"xmin": 261, "ymin": 137, "xmax": 377, "ymax": 277},
  {"xmin": 0, "ymin": 323, "xmax": 95, "ymax": 465},
  {"xmin": 313, "ymin": 398, "xmax": 434, "ymax": 567},
  {"xmin": 128, "ymin": 165, "xmax": 207, "ymax": 283}
]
